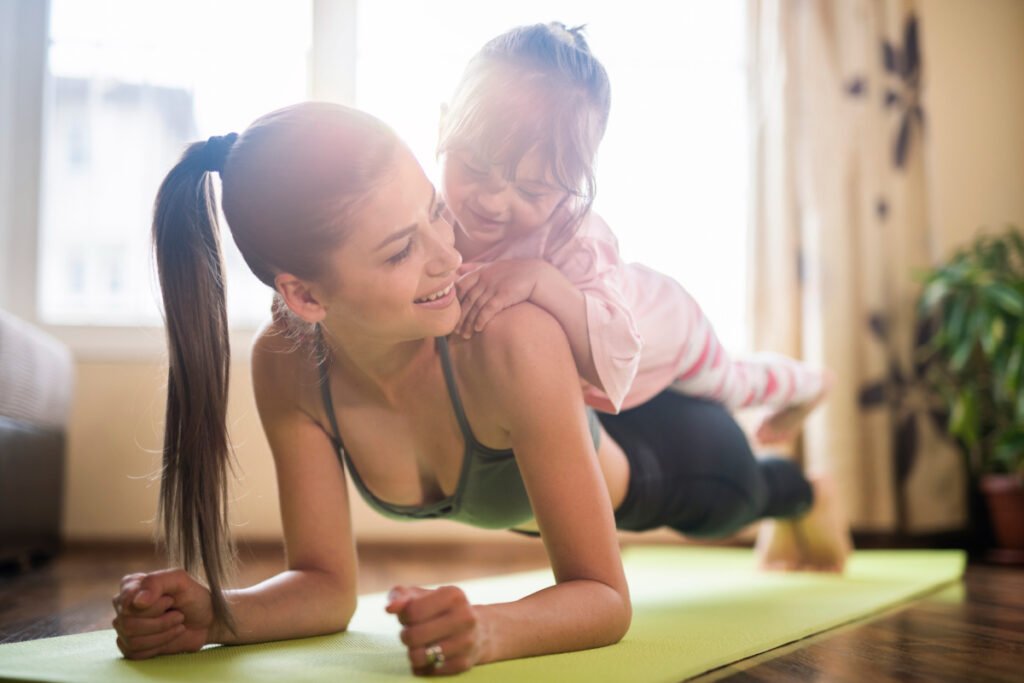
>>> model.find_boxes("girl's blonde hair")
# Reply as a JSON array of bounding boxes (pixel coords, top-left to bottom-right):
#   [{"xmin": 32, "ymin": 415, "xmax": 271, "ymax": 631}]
[{"xmin": 438, "ymin": 23, "xmax": 611, "ymax": 239}]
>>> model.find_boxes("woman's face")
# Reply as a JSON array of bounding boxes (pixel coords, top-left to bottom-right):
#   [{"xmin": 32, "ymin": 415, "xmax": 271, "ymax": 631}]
[
  {"xmin": 440, "ymin": 145, "xmax": 569, "ymax": 251},
  {"xmin": 322, "ymin": 146, "xmax": 462, "ymax": 342}
]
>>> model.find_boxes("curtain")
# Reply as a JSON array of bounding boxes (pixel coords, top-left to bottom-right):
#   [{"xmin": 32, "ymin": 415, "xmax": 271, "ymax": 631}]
[{"xmin": 747, "ymin": 0, "xmax": 966, "ymax": 533}]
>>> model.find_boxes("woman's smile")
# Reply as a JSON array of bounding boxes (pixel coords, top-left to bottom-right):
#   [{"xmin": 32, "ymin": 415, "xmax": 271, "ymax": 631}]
[{"xmin": 413, "ymin": 281, "xmax": 457, "ymax": 308}]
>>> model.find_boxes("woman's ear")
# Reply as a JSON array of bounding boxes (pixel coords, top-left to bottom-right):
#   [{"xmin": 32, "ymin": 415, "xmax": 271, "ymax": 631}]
[{"xmin": 274, "ymin": 273, "xmax": 327, "ymax": 324}]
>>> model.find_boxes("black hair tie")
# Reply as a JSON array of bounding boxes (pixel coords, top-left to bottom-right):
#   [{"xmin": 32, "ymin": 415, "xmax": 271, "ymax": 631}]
[{"xmin": 202, "ymin": 132, "xmax": 238, "ymax": 174}]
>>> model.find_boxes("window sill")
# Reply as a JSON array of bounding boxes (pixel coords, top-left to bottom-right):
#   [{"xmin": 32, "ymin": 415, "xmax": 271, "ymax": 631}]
[{"xmin": 41, "ymin": 323, "xmax": 260, "ymax": 363}]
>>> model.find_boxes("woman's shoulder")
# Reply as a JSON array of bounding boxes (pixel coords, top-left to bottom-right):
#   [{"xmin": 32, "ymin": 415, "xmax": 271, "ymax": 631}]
[
  {"xmin": 250, "ymin": 317, "xmax": 321, "ymax": 405},
  {"xmin": 451, "ymin": 303, "xmax": 574, "ymax": 387}
]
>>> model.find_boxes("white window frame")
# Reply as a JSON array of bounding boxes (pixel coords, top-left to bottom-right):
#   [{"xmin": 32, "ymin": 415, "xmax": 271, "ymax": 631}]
[{"xmin": 0, "ymin": 0, "xmax": 357, "ymax": 360}]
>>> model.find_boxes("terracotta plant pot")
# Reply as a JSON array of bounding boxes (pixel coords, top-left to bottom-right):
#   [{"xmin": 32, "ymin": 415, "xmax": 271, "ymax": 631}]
[{"xmin": 979, "ymin": 474, "xmax": 1024, "ymax": 564}]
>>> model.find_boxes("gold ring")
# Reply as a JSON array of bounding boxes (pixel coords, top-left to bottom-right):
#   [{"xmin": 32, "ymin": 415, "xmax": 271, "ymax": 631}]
[{"xmin": 424, "ymin": 643, "xmax": 445, "ymax": 669}]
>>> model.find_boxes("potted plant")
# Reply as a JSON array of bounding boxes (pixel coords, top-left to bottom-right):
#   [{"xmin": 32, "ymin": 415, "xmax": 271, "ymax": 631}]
[{"xmin": 917, "ymin": 225, "xmax": 1024, "ymax": 562}]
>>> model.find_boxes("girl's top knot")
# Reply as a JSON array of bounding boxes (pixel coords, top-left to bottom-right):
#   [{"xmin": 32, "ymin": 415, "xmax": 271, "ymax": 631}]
[
  {"xmin": 548, "ymin": 22, "xmax": 589, "ymax": 50},
  {"xmin": 202, "ymin": 133, "xmax": 238, "ymax": 174}
]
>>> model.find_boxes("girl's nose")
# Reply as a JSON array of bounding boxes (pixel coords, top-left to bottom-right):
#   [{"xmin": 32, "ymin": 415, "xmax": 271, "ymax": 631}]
[{"xmin": 474, "ymin": 184, "xmax": 510, "ymax": 217}]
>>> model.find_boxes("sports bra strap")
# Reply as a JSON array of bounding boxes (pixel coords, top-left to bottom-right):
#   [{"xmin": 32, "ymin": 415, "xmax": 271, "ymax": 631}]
[
  {"xmin": 435, "ymin": 336, "xmax": 483, "ymax": 448},
  {"xmin": 316, "ymin": 328, "xmax": 346, "ymax": 450},
  {"xmin": 316, "ymin": 333, "xmax": 474, "ymax": 453}
]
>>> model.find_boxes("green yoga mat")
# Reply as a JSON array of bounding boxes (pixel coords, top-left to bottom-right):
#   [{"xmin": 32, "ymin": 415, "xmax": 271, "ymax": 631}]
[{"xmin": 0, "ymin": 548, "xmax": 965, "ymax": 682}]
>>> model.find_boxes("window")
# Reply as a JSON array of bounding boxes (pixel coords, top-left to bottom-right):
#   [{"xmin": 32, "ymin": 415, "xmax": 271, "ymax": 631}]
[
  {"xmin": 34, "ymin": 0, "xmax": 749, "ymax": 353},
  {"xmin": 40, "ymin": 0, "xmax": 312, "ymax": 327}
]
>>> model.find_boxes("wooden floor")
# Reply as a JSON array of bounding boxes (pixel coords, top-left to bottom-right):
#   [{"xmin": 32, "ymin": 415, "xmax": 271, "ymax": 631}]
[{"xmin": 1, "ymin": 541, "xmax": 1021, "ymax": 682}]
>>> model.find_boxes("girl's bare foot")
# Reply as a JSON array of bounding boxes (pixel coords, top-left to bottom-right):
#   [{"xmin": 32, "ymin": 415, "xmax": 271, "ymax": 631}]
[
  {"xmin": 754, "ymin": 518, "xmax": 802, "ymax": 571},
  {"xmin": 756, "ymin": 472, "xmax": 852, "ymax": 573},
  {"xmin": 755, "ymin": 370, "xmax": 833, "ymax": 445},
  {"xmin": 790, "ymin": 472, "xmax": 852, "ymax": 572}
]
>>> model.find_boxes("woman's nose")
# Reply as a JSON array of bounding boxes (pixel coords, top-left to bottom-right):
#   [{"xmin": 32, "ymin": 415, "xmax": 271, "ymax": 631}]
[{"xmin": 426, "ymin": 224, "xmax": 462, "ymax": 276}]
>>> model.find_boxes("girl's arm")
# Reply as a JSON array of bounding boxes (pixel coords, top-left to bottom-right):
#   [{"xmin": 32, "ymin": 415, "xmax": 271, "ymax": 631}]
[
  {"xmin": 456, "ymin": 259, "xmax": 598, "ymax": 387},
  {"xmin": 455, "ymin": 215, "xmax": 642, "ymax": 413},
  {"xmin": 390, "ymin": 304, "xmax": 631, "ymax": 672},
  {"xmin": 113, "ymin": 327, "xmax": 359, "ymax": 657}
]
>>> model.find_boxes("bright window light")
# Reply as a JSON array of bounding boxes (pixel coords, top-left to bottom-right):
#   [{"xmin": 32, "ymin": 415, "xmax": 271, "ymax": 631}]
[
  {"xmin": 38, "ymin": 1, "xmax": 748, "ymax": 351},
  {"xmin": 40, "ymin": 0, "xmax": 312, "ymax": 327},
  {"xmin": 357, "ymin": 1, "xmax": 750, "ymax": 350}
]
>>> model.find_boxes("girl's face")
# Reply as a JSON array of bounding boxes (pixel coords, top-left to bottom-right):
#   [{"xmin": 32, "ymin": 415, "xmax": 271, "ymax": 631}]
[
  {"xmin": 322, "ymin": 147, "xmax": 462, "ymax": 342},
  {"xmin": 440, "ymin": 145, "xmax": 570, "ymax": 250}
]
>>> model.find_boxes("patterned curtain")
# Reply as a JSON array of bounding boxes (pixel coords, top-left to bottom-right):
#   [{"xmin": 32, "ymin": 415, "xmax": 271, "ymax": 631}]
[{"xmin": 747, "ymin": 0, "xmax": 966, "ymax": 533}]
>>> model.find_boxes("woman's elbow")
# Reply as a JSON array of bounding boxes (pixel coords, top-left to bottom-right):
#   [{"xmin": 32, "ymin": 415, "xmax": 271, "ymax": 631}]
[
  {"xmin": 316, "ymin": 589, "xmax": 357, "ymax": 635},
  {"xmin": 610, "ymin": 595, "xmax": 633, "ymax": 644},
  {"xmin": 596, "ymin": 586, "xmax": 632, "ymax": 647},
  {"xmin": 334, "ymin": 595, "xmax": 357, "ymax": 633}
]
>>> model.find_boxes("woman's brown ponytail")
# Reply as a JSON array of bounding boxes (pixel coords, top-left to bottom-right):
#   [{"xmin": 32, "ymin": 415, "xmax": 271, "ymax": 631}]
[{"xmin": 151, "ymin": 135, "xmax": 238, "ymax": 635}]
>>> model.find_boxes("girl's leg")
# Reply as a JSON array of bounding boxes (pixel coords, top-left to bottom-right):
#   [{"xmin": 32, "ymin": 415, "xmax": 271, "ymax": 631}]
[
  {"xmin": 668, "ymin": 292, "xmax": 828, "ymax": 442},
  {"xmin": 599, "ymin": 391, "xmax": 849, "ymax": 569},
  {"xmin": 599, "ymin": 392, "xmax": 812, "ymax": 537}
]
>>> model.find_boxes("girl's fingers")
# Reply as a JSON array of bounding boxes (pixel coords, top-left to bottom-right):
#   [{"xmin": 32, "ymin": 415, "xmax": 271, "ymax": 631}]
[
  {"xmin": 473, "ymin": 297, "xmax": 507, "ymax": 332},
  {"xmin": 454, "ymin": 270, "xmax": 480, "ymax": 298},
  {"xmin": 456, "ymin": 282, "xmax": 485, "ymax": 334},
  {"xmin": 461, "ymin": 291, "xmax": 492, "ymax": 338}
]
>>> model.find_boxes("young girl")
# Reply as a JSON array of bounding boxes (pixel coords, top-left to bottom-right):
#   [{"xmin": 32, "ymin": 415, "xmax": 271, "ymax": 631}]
[
  {"xmin": 111, "ymin": 102, "xmax": 848, "ymax": 675},
  {"xmin": 440, "ymin": 23, "xmax": 830, "ymax": 443}
]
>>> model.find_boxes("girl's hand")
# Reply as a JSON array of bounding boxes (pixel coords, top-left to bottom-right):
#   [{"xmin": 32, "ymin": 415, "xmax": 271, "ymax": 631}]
[
  {"xmin": 455, "ymin": 260, "xmax": 550, "ymax": 339},
  {"xmin": 386, "ymin": 585, "xmax": 486, "ymax": 676},
  {"xmin": 111, "ymin": 568, "xmax": 216, "ymax": 659}
]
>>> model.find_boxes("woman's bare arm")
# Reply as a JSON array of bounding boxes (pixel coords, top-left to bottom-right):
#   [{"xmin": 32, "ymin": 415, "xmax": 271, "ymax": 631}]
[
  {"xmin": 112, "ymin": 324, "xmax": 360, "ymax": 657},
  {"xmin": 455, "ymin": 303, "xmax": 632, "ymax": 663},
  {"xmin": 209, "ymin": 325, "xmax": 360, "ymax": 644}
]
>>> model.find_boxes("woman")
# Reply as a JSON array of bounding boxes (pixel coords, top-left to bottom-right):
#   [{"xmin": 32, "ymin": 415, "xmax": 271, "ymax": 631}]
[{"xmin": 111, "ymin": 102, "xmax": 848, "ymax": 676}]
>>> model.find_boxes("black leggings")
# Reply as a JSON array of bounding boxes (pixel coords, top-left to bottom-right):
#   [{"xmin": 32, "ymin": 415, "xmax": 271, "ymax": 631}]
[{"xmin": 598, "ymin": 391, "xmax": 813, "ymax": 538}]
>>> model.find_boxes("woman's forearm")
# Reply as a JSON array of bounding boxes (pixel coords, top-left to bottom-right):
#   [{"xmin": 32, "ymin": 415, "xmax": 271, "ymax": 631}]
[
  {"xmin": 475, "ymin": 578, "xmax": 631, "ymax": 664},
  {"xmin": 210, "ymin": 568, "xmax": 356, "ymax": 645}
]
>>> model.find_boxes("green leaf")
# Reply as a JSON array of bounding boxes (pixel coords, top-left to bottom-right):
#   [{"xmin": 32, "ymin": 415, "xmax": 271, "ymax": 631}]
[
  {"xmin": 1005, "ymin": 227, "xmax": 1024, "ymax": 263},
  {"xmin": 950, "ymin": 339, "xmax": 974, "ymax": 373},
  {"xmin": 1005, "ymin": 342, "xmax": 1023, "ymax": 398},
  {"xmin": 987, "ymin": 283, "xmax": 1024, "ymax": 316},
  {"xmin": 950, "ymin": 391, "xmax": 980, "ymax": 448},
  {"xmin": 979, "ymin": 309, "xmax": 998, "ymax": 356},
  {"xmin": 945, "ymin": 297, "xmax": 969, "ymax": 347},
  {"xmin": 993, "ymin": 430, "xmax": 1024, "ymax": 474}
]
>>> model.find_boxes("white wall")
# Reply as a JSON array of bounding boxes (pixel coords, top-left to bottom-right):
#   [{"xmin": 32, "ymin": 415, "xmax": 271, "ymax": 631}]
[{"xmin": 921, "ymin": 0, "xmax": 1024, "ymax": 254}]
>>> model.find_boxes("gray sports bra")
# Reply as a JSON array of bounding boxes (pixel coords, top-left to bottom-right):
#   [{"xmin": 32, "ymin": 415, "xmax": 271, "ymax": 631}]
[{"xmin": 318, "ymin": 336, "xmax": 601, "ymax": 529}]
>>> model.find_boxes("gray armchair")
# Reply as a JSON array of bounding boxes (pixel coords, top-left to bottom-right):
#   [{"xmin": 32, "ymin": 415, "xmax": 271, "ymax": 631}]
[{"xmin": 0, "ymin": 310, "xmax": 73, "ymax": 569}]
